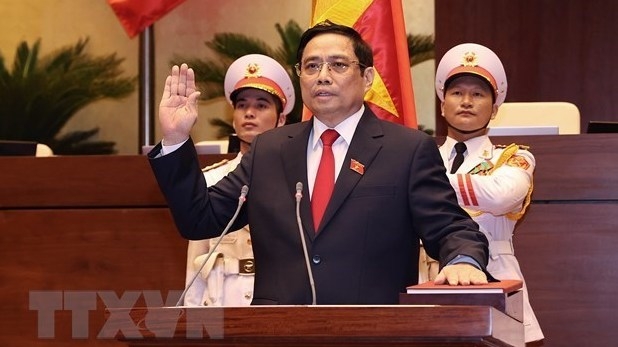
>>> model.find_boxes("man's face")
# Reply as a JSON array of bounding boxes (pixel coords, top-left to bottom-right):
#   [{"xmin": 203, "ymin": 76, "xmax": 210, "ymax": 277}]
[
  {"xmin": 298, "ymin": 33, "xmax": 373, "ymax": 126},
  {"xmin": 232, "ymin": 88, "xmax": 285, "ymax": 149},
  {"xmin": 441, "ymin": 75, "xmax": 498, "ymax": 138}
]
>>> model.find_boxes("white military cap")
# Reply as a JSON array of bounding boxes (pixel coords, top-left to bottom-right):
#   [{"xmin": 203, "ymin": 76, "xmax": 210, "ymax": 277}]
[
  {"xmin": 435, "ymin": 43, "xmax": 507, "ymax": 106},
  {"xmin": 224, "ymin": 54, "xmax": 295, "ymax": 115}
]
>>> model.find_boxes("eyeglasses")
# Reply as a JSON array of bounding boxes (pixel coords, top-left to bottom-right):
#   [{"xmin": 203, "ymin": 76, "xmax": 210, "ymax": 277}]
[{"xmin": 294, "ymin": 60, "xmax": 367, "ymax": 77}]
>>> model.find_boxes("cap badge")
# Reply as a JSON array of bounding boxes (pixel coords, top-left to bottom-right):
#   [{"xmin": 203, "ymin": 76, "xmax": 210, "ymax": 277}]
[
  {"xmin": 244, "ymin": 63, "xmax": 261, "ymax": 78},
  {"xmin": 461, "ymin": 51, "xmax": 479, "ymax": 67}
]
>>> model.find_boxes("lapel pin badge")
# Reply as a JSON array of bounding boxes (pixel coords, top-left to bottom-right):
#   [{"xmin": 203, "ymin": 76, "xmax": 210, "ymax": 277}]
[{"xmin": 350, "ymin": 159, "xmax": 365, "ymax": 175}]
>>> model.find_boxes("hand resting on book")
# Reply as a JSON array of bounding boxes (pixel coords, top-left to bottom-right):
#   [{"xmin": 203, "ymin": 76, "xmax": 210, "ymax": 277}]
[{"xmin": 434, "ymin": 263, "xmax": 488, "ymax": 286}]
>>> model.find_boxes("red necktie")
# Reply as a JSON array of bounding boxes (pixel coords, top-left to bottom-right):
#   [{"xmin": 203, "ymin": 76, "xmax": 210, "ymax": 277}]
[{"xmin": 312, "ymin": 129, "xmax": 340, "ymax": 231}]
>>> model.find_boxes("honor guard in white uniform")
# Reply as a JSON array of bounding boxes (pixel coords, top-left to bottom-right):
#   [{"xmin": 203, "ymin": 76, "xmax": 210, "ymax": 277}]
[
  {"xmin": 421, "ymin": 43, "xmax": 544, "ymax": 343},
  {"xmin": 183, "ymin": 54, "xmax": 295, "ymax": 306}
]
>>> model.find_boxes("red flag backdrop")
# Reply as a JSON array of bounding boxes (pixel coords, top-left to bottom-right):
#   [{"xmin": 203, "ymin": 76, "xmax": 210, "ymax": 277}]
[
  {"xmin": 108, "ymin": 0, "xmax": 186, "ymax": 38},
  {"xmin": 307, "ymin": 0, "xmax": 417, "ymax": 128}
]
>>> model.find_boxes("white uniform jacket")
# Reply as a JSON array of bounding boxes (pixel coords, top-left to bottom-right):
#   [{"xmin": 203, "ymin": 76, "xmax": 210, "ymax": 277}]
[
  {"xmin": 438, "ymin": 135, "xmax": 544, "ymax": 343},
  {"xmin": 184, "ymin": 153, "xmax": 255, "ymax": 306}
]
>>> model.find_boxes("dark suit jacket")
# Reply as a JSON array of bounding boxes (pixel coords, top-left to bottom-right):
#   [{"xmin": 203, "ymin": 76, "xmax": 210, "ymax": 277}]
[{"xmin": 149, "ymin": 108, "xmax": 490, "ymax": 305}]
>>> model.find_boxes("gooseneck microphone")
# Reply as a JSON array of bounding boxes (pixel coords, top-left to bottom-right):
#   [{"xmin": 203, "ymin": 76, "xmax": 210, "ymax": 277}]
[
  {"xmin": 295, "ymin": 182, "xmax": 317, "ymax": 305},
  {"xmin": 175, "ymin": 185, "xmax": 249, "ymax": 306}
]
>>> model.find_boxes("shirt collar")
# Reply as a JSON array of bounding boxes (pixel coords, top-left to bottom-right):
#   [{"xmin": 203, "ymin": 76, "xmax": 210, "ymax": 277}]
[
  {"xmin": 444, "ymin": 135, "xmax": 490, "ymax": 158},
  {"xmin": 311, "ymin": 105, "xmax": 364, "ymax": 149}
]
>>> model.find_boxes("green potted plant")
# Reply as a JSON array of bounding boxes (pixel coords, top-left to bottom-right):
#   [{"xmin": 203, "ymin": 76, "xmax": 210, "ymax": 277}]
[{"xmin": 0, "ymin": 38, "xmax": 136, "ymax": 154}]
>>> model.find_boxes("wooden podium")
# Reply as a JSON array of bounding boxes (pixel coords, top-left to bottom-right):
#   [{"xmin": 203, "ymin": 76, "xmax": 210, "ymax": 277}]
[{"xmin": 106, "ymin": 305, "xmax": 523, "ymax": 347}]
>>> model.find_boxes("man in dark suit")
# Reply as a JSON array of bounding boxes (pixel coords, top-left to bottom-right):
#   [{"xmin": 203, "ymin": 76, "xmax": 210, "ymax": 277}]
[{"xmin": 149, "ymin": 21, "xmax": 491, "ymax": 305}]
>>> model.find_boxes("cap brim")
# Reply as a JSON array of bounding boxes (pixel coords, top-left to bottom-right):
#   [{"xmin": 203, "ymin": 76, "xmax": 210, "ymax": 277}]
[
  {"xmin": 230, "ymin": 77, "xmax": 287, "ymax": 107},
  {"xmin": 446, "ymin": 66, "xmax": 498, "ymax": 91}
]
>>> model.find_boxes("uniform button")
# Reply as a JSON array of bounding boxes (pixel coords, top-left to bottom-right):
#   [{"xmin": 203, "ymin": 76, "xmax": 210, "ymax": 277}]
[{"xmin": 312, "ymin": 255, "xmax": 321, "ymax": 264}]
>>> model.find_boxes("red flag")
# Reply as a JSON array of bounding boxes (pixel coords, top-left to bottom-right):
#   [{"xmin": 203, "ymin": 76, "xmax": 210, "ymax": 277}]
[
  {"xmin": 108, "ymin": 0, "xmax": 186, "ymax": 38},
  {"xmin": 306, "ymin": 0, "xmax": 417, "ymax": 128}
]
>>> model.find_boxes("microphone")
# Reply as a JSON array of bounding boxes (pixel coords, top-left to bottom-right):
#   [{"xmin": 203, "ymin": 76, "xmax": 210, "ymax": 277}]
[
  {"xmin": 295, "ymin": 182, "xmax": 303, "ymax": 201},
  {"xmin": 175, "ymin": 185, "xmax": 249, "ymax": 306},
  {"xmin": 294, "ymin": 182, "xmax": 317, "ymax": 305}
]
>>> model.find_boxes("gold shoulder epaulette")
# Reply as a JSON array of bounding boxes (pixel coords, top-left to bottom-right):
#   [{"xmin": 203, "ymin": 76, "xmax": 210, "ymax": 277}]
[
  {"xmin": 201, "ymin": 159, "xmax": 229, "ymax": 172},
  {"xmin": 495, "ymin": 143, "xmax": 530, "ymax": 151}
]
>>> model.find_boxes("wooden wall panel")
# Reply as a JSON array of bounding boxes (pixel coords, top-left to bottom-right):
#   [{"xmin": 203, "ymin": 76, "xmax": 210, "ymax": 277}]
[
  {"xmin": 0, "ymin": 154, "xmax": 232, "ymax": 208},
  {"xmin": 0, "ymin": 208, "xmax": 186, "ymax": 347},
  {"xmin": 514, "ymin": 204, "xmax": 618, "ymax": 346},
  {"xmin": 0, "ymin": 153, "xmax": 233, "ymax": 346}
]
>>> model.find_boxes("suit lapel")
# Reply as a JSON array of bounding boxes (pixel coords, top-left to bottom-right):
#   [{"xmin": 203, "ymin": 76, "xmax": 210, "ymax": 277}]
[
  {"xmin": 317, "ymin": 110, "xmax": 383, "ymax": 235},
  {"xmin": 281, "ymin": 121, "xmax": 316, "ymax": 237}
]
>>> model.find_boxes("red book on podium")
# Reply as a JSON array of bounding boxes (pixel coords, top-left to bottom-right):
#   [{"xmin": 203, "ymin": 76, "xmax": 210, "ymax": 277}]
[
  {"xmin": 400, "ymin": 280, "xmax": 524, "ymax": 322},
  {"xmin": 406, "ymin": 279, "xmax": 523, "ymax": 294}
]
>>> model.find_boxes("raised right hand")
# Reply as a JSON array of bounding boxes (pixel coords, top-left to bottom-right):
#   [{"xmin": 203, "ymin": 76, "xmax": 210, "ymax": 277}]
[{"xmin": 159, "ymin": 63, "xmax": 201, "ymax": 146}]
